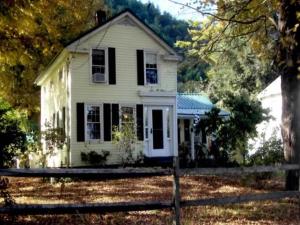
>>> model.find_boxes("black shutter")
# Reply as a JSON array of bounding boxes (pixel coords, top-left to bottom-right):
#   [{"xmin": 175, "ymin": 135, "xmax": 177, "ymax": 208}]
[
  {"xmin": 136, "ymin": 104, "xmax": 144, "ymax": 141},
  {"xmin": 52, "ymin": 113, "xmax": 55, "ymax": 128},
  {"xmin": 62, "ymin": 107, "xmax": 66, "ymax": 132},
  {"xmin": 103, "ymin": 103, "xmax": 111, "ymax": 141},
  {"xmin": 108, "ymin": 48, "xmax": 116, "ymax": 84},
  {"xmin": 57, "ymin": 111, "xmax": 60, "ymax": 128},
  {"xmin": 77, "ymin": 103, "xmax": 85, "ymax": 142},
  {"xmin": 137, "ymin": 50, "xmax": 144, "ymax": 85},
  {"xmin": 111, "ymin": 104, "xmax": 119, "ymax": 130}
]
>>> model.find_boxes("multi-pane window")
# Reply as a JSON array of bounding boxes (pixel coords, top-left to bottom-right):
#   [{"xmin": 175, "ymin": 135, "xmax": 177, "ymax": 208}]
[
  {"xmin": 91, "ymin": 49, "xmax": 106, "ymax": 76},
  {"xmin": 145, "ymin": 53, "xmax": 158, "ymax": 84},
  {"xmin": 121, "ymin": 107, "xmax": 134, "ymax": 127},
  {"xmin": 86, "ymin": 105, "xmax": 101, "ymax": 140}
]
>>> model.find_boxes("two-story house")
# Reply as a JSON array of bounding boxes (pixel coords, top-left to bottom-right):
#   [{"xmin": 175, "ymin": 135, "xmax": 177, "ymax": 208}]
[{"xmin": 35, "ymin": 10, "xmax": 180, "ymax": 167}]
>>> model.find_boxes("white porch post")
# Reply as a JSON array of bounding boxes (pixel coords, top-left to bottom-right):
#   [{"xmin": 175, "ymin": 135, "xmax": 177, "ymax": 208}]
[{"xmin": 190, "ymin": 118, "xmax": 195, "ymax": 161}]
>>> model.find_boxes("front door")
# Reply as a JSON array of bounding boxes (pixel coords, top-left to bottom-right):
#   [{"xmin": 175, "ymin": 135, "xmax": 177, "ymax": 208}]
[{"xmin": 148, "ymin": 107, "xmax": 170, "ymax": 157}]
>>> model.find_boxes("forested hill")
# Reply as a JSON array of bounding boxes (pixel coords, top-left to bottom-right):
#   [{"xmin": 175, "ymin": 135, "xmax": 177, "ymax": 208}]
[{"xmin": 106, "ymin": 0, "xmax": 190, "ymax": 48}]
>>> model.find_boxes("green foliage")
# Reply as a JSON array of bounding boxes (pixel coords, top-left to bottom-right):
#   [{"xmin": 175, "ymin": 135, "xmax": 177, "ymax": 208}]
[
  {"xmin": 112, "ymin": 115, "xmax": 143, "ymax": 165},
  {"xmin": 81, "ymin": 150, "xmax": 110, "ymax": 166},
  {"xmin": 106, "ymin": 0, "xmax": 208, "ymax": 85},
  {"xmin": 42, "ymin": 122, "xmax": 66, "ymax": 151},
  {"xmin": 197, "ymin": 91, "xmax": 269, "ymax": 165},
  {"xmin": 0, "ymin": 99, "xmax": 26, "ymax": 168},
  {"xmin": 247, "ymin": 132, "xmax": 284, "ymax": 166},
  {"xmin": 106, "ymin": 0, "xmax": 189, "ymax": 47}
]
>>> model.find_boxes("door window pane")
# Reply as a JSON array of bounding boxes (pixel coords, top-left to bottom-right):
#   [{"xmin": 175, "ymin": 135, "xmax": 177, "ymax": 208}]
[{"xmin": 152, "ymin": 109, "xmax": 163, "ymax": 149}]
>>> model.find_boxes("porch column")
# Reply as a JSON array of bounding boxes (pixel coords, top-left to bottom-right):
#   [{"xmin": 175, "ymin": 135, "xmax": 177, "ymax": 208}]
[{"xmin": 190, "ymin": 118, "xmax": 195, "ymax": 161}]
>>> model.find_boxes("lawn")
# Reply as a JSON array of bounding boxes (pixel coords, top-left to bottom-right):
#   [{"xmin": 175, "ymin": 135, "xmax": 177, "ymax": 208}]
[{"xmin": 0, "ymin": 175, "xmax": 299, "ymax": 225}]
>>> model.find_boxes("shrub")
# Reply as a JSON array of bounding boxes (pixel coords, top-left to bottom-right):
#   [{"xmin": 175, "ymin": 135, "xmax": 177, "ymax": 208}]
[
  {"xmin": 81, "ymin": 150, "xmax": 110, "ymax": 166},
  {"xmin": 0, "ymin": 99, "xmax": 26, "ymax": 168},
  {"xmin": 247, "ymin": 132, "xmax": 284, "ymax": 166}
]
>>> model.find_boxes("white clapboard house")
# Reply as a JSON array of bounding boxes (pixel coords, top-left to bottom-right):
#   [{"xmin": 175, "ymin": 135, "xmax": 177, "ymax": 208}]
[{"xmin": 35, "ymin": 10, "xmax": 180, "ymax": 167}]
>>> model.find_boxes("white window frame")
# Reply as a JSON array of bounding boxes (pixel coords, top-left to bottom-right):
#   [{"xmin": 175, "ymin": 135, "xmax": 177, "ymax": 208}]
[
  {"xmin": 85, "ymin": 104, "xmax": 103, "ymax": 142},
  {"xmin": 90, "ymin": 48, "xmax": 108, "ymax": 84},
  {"xmin": 119, "ymin": 105, "xmax": 136, "ymax": 130},
  {"xmin": 144, "ymin": 51, "xmax": 159, "ymax": 86}
]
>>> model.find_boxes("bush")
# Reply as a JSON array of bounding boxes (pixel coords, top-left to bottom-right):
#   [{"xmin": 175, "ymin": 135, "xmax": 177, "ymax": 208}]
[
  {"xmin": 81, "ymin": 150, "xmax": 110, "ymax": 166},
  {"xmin": 0, "ymin": 99, "xmax": 26, "ymax": 168},
  {"xmin": 247, "ymin": 132, "xmax": 284, "ymax": 166}
]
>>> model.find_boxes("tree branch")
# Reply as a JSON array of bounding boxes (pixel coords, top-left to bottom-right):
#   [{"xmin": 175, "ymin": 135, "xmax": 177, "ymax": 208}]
[{"xmin": 168, "ymin": 0, "xmax": 266, "ymax": 25}]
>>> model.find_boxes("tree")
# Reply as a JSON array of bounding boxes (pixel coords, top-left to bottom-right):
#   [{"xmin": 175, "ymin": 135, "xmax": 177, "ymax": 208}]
[
  {"xmin": 106, "ymin": 0, "xmax": 190, "ymax": 46},
  {"xmin": 0, "ymin": 0, "xmax": 104, "ymax": 115},
  {"xmin": 197, "ymin": 91, "xmax": 269, "ymax": 164},
  {"xmin": 0, "ymin": 99, "xmax": 26, "ymax": 168},
  {"xmin": 173, "ymin": 0, "xmax": 300, "ymax": 190}
]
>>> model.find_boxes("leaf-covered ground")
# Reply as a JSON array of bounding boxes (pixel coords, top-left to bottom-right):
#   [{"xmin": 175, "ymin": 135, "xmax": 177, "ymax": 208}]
[{"xmin": 0, "ymin": 175, "xmax": 299, "ymax": 224}]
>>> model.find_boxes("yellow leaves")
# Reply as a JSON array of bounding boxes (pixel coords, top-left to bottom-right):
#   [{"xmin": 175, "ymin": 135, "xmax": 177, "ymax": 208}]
[{"xmin": 292, "ymin": 23, "xmax": 299, "ymax": 32}]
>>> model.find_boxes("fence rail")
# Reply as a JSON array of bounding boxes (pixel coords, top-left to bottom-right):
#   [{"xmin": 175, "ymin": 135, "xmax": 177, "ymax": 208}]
[
  {"xmin": 0, "ymin": 161, "xmax": 299, "ymax": 225},
  {"xmin": 181, "ymin": 164, "xmax": 300, "ymax": 176},
  {"xmin": 0, "ymin": 201, "xmax": 173, "ymax": 215},
  {"xmin": 0, "ymin": 167, "xmax": 172, "ymax": 178}
]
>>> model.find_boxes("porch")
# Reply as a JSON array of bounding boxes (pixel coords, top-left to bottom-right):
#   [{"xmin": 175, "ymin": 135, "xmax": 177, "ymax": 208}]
[{"xmin": 177, "ymin": 93, "xmax": 229, "ymax": 163}]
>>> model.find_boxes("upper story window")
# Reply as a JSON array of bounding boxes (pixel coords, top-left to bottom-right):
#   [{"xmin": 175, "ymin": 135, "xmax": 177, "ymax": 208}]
[
  {"xmin": 86, "ymin": 105, "xmax": 101, "ymax": 140},
  {"xmin": 91, "ymin": 49, "xmax": 107, "ymax": 83},
  {"xmin": 145, "ymin": 52, "xmax": 158, "ymax": 85}
]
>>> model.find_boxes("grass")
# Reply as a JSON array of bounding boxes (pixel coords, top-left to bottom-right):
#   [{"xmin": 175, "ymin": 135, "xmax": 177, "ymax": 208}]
[{"xmin": 0, "ymin": 175, "xmax": 299, "ymax": 224}]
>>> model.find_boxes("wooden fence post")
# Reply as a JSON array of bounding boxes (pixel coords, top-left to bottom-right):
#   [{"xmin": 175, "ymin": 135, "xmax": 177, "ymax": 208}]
[{"xmin": 173, "ymin": 156, "xmax": 181, "ymax": 225}]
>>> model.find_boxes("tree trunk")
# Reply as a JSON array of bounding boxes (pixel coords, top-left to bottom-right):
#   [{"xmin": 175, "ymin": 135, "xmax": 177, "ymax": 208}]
[{"xmin": 278, "ymin": 1, "xmax": 300, "ymax": 190}]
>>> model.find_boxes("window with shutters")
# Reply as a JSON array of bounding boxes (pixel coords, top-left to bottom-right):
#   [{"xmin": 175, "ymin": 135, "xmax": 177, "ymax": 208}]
[
  {"xmin": 145, "ymin": 52, "xmax": 158, "ymax": 85},
  {"xmin": 85, "ymin": 105, "xmax": 102, "ymax": 140},
  {"xmin": 120, "ymin": 106, "xmax": 135, "ymax": 130},
  {"xmin": 91, "ymin": 48, "xmax": 108, "ymax": 83}
]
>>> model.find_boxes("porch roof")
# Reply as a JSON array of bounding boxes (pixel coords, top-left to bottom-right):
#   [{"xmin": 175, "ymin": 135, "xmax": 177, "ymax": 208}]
[{"xmin": 177, "ymin": 93, "xmax": 229, "ymax": 118}]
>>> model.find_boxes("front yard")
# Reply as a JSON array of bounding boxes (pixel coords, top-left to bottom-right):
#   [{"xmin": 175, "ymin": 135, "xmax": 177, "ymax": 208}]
[{"xmin": 0, "ymin": 175, "xmax": 299, "ymax": 225}]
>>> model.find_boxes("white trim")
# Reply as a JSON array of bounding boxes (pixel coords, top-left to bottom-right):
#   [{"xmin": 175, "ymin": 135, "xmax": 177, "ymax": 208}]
[
  {"xmin": 190, "ymin": 118, "xmax": 195, "ymax": 160},
  {"xmin": 84, "ymin": 103, "xmax": 103, "ymax": 143},
  {"xmin": 147, "ymin": 106, "xmax": 170, "ymax": 157},
  {"xmin": 119, "ymin": 104, "xmax": 137, "ymax": 131},
  {"xmin": 144, "ymin": 51, "xmax": 159, "ymax": 86},
  {"xmin": 66, "ymin": 12, "xmax": 179, "ymax": 57},
  {"xmin": 35, "ymin": 50, "xmax": 69, "ymax": 85},
  {"xmin": 138, "ymin": 91, "xmax": 177, "ymax": 97},
  {"xmin": 89, "ymin": 47, "xmax": 108, "ymax": 84},
  {"xmin": 163, "ymin": 54, "xmax": 182, "ymax": 62}
]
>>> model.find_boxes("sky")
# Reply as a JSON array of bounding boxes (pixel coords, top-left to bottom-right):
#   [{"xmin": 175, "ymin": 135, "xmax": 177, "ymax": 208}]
[{"xmin": 139, "ymin": 0, "xmax": 200, "ymax": 21}]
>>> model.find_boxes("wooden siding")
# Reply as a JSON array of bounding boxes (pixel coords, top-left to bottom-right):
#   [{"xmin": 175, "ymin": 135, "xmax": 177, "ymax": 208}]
[{"xmin": 68, "ymin": 22, "xmax": 177, "ymax": 166}]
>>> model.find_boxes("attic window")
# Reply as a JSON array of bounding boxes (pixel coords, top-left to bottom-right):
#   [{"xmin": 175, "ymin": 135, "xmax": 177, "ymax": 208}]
[
  {"xmin": 91, "ymin": 49, "xmax": 107, "ymax": 83},
  {"xmin": 145, "ymin": 52, "xmax": 158, "ymax": 84}
]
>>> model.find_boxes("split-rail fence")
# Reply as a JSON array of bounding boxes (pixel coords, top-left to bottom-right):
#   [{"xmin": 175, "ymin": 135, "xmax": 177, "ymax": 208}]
[{"xmin": 0, "ymin": 158, "xmax": 299, "ymax": 225}]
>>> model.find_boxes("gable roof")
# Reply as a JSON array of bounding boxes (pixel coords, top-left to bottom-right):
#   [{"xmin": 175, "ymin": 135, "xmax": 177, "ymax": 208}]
[
  {"xmin": 35, "ymin": 9, "xmax": 180, "ymax": 85},
  {"xmin": 66, "ymin": 9, "xmax": 179, "ymax": 56},
  {"xmin": 177, "ymin": 93, "xmax": 229, "ymax": 117}
]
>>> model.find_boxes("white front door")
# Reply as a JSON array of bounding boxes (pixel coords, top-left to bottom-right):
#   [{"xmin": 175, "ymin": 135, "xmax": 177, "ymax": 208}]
[{"xmin": 147, "ymin": 106, "xmax": 170, "ymax": 157}]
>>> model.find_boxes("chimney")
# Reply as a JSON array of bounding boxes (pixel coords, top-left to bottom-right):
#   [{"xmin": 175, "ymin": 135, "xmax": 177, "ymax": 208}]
[{"xmin": 95, "ymin": 10, "xmax": 107, "ymax": 26}]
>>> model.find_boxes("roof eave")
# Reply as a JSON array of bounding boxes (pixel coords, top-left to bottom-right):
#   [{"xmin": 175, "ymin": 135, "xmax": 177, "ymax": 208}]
[{"xmin": 34, "ymin": 49, "xmax": 69, "ymax": 86}]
